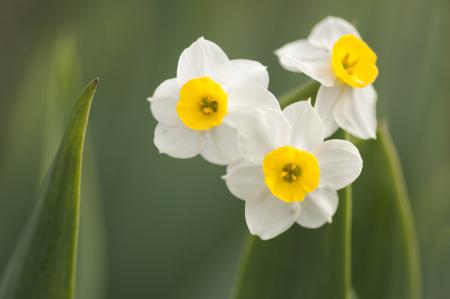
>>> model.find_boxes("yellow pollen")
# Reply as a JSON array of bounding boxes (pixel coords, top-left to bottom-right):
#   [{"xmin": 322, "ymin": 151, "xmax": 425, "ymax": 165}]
[
  {"xmin": 202, "ymin": 107, "xmax": 214, "ymax": 115},
  {"xmin": 280, "ymin": 163, "xmax": 301, "ymax": 182},
  {"xmin": 331, "ymin": 34, "xmax": 378, "ymax": 88},
  {"xmin": 199, "ymin": 96, "xmax": 218, "ymax": 115},
  {"xmin": 263, "ymin": 146, "xmax": 320, "ymax": 203},
  {"xmin": 176, "ymin": 77, "xmax": 227, "ymax": 131}
]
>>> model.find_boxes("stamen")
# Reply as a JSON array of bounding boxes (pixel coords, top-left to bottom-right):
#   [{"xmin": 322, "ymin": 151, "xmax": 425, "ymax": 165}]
[
  {"xmin": 341, "ymin": 52, "xmax": 359, "ymax": 74},
  {"xmin": 199, "ymin": 97, "xmax": 219, "ymax": 115},
  {"xmin": 280, "ymin": 163, "xmax": 301, "ymax": 183}
]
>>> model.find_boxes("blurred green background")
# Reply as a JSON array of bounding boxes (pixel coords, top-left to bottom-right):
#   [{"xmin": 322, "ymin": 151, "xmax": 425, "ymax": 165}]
[{"xmin": 0, "ymin": 0, "xmax": 449, "ymax": 298}]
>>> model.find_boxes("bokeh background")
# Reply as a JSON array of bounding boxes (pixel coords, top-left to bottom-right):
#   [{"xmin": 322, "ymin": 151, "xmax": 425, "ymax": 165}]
[{"xmin": 1, "ymin": 0, "xmax": 449, "ymax": 298}]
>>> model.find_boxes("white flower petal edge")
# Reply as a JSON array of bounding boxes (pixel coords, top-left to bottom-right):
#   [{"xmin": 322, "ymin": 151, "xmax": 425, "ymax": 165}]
[
  {"xmin": 297, "ymin": 187, "xmax": 338, "ymax": 228},
  {"xmin": 148, "ymin": 78, "xmax": 180, "ymax": 126},
  {"xmin": 315, "ymin": 139, "xmax": 363, "ymax": 190},
  {"xmin": 177, "ymin": 37, "xmax": 229, "ymax": 85},
  {"xmin": 275, "ymin": 40, "xmax": 335, "ymax": 87},
  {"xmin": 154, "ymin": 123, "xmax": 207, "ymax": 159},
  {"xmin": 228, "ymin": 82, "xmax": 280, "ymax": 111},
  {"xmin": 226, "ymin": 82, "xmax": 280, "ymax": 127},
  {"xmin": 333, "ymin": 85, "xmax": 378, "ymax": 139},
  {"xmin": 282, "ymin": 100, "xmax": 324, "ymax": 152},
  {"xmin": 314, "ymin": 84, "xmax": 342, "ymax": 138},
  {"xmin": 308, "ymin": 16, "xmax": 361, "ymax": 50},
  {"xmin": 223, "ymin": 160, "xmax": 265, "ymax": 201},
  {"xmin": 177, "ymin": 38, "xmax": 270, "ymax": 91},
  {"xmin": 237, "ymin": 109, "xmax": 292, "ymax": 164},
  {"xmin": 221, "ymin": 59, "xmax": 269, "ymax": 90},
  {"xmin": 201, "ymin": 123, "xmax": 241, "ymax": 165},
  {"xmin": 245, "ymin": 192, "xmax": 300, "ymax": 240}
]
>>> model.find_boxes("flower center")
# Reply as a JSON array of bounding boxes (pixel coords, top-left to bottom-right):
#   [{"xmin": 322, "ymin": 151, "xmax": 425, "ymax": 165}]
[
  {"xmin": 331, "ymin": 34, "xmax": 378, "ymax": 88},
  {"xmin": 176, "ymin": 77, "xmax": 227, "ymax": 130},
  {"xmin": 280, "ymin": 163, "xmax": 301, "ymax": 182},
  {"xmin": 263, "ymin": 146, "xmax": 320, "ymax": 203},
  {"xmin": 199, "ymin": 96, "xmax": 219, "ymax": 115}
]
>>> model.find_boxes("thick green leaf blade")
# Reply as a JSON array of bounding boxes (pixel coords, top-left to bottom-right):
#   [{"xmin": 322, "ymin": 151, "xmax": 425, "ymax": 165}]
[
  {"xmin": 352, "ymin": 123, "xmax": 422, "ymax": 299},
  {"xmin": 230, "ymin": 187, "xmax": 352, "ymax": 299},
  {"xmin": 0, "ymin": 79, "xmax": 98, "ymax": 299}
]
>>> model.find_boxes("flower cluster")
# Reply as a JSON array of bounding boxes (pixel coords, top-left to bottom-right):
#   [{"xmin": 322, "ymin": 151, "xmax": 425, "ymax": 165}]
[{"xmin": 148, "ymin": 16, "xmax": 378, "ymax": 240}]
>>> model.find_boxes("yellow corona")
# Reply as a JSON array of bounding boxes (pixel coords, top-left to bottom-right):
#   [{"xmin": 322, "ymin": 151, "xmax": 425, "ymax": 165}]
[
  {"xmin": 176, "ymin": 77, "xmax": 228, "ymax": 130},
  {"xmin": 332, "ymin": 34, "xmax": 378, "ymax": 88},
  {"xmin": 263, "ymin": 146, "xmax": 320, "ymax": 203}
]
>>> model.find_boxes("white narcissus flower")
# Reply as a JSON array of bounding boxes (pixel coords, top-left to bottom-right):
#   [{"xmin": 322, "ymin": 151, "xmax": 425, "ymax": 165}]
[
  {"xmin": 223, "ymin": 101, "xmax": 362, "ymax": 240},
  {"xmin": 275, "ymin": 16, "xmax": 379, "ymax": 140},
  {"xmin": 149, "ymin": 37, "xmax": 279, "ymax": 165}
]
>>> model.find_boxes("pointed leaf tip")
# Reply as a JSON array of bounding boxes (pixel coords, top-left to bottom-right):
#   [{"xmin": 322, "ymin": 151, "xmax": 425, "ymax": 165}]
[{"xmin": 0, "ymin": 79, "xmax": 98, "ymax": 299}]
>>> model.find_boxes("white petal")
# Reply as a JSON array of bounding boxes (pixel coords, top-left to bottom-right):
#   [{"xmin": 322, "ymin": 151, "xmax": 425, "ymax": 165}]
[
  {"xmin": 297, "ymin": 187, "xmax": 338, "ymax": 229},
  {"xmin": 308, "ymin": 16, "xmax": 361, "ymax": 50},
  {"xmin": 315, "ymin": 84, "xmax": 343, "ymax": 138},
  {"xmin": 282, "ymin": 100, "xmax": 324, "ymax": 152},
  {"xmin": 149, "ymin": 78, "xmax": 180, "ymax": 126},
  {"xmin": 237, "ymin": 109, "xmax": 291, "ymax": 164},
  {"xmin": 150, "ymin": 77, "xmax": 179, "ymax": 98},
  {"xmin": 201, "ymin": 123, "xmax": 241, "ymax": 165},
  {"xmin": 275, "ymin": 40, "xmax": 335, "ymax": 87},
  {"xmin": 220, "ymin": 59, "xmax": 269, "ymax": 90},
  {"xmin": 223, "ymin": 160, "xmax": 265, "ymax": 201},
  {"xmin": 177, "ymin": 37, "xmax": 229, "ymax": 85},
  {"xmin": 333, "ymin": 85, "xmax": 378, "ymax": 139},
  {"xmin": 154, "ymin": 123, "xmax": 207, "ymax": 159},
  {"xmin": 245, "ymin": 192, "xmax": 299, "ymax": 240},
  {"xmin": 226, "ymin": 82, "xmax": 280, "ymax": 127},
  {"xmin": 315, "ymin": 139, "xmax": 363, "ymax": 190}
]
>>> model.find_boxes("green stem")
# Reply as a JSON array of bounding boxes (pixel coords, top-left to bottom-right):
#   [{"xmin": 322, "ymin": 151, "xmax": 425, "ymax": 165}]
[
  {"xmin": 279, "ymin": 80, "xmax": 320, "ymax": 109},
  {"xmin": 229, "ymin": 235, "xmax": 256, "ymax": 299},
  {"xmin": 378, "ymin": 123, "xmax": 422, "ymax": 299},
  {"xmin": 343, "ymin": 133, "xmax": 353, "ymax": 299}
]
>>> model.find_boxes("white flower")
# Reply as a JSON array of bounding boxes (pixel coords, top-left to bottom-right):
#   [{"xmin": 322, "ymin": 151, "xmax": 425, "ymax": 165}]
[
  {"xmin": 223, "ymin": 101, "xmax": 362, "ymax": 240},
  {"xmin": 275, "ymin": 16, "xmax": 378, "ymax": 140},
  {"xmin": 149, "ymin": 37, "xmax": 279, "ymax": 165}
]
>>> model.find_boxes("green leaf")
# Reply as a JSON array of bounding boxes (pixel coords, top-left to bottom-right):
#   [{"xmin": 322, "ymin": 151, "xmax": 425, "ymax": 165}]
[
  {"xmin": 352, "ymin": 123, "xmax": 422, "ymax": 299},
  {"xmin": 230, "ymin": 186, "xmax": 352, "ymax": 299},
  {"xmin": 0, "ymin": 79, "xmax": 98, "ymax": 299},
  {"xmin": 76, "ymin": 147, "xmax": 107, "ymax": 299}
]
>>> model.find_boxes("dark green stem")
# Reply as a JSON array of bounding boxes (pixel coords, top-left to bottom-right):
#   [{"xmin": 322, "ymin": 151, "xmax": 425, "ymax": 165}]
[
  {"xmin": 230, "ymin": 235, "xmax": 256, "ymax": 299},
  {"xmin": 343, "ymin": 132, "xmax": 353, "ymax": 299},
  {"xmin": 278, "ymin": 80, "xmax": 320, "ymax": 109}
]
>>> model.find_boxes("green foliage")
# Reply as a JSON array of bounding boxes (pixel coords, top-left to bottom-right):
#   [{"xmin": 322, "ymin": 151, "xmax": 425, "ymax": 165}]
[
  {"xmin": 230, "ymin": 189, "xmax": 352, "ymax": 299},
  {"xmin": 352, "ymin": 124, "xmax": 422, "ymax": 299},
  {"xmin": 0, "ymin": 79, "xmax": 98, "ymax": 299}
]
